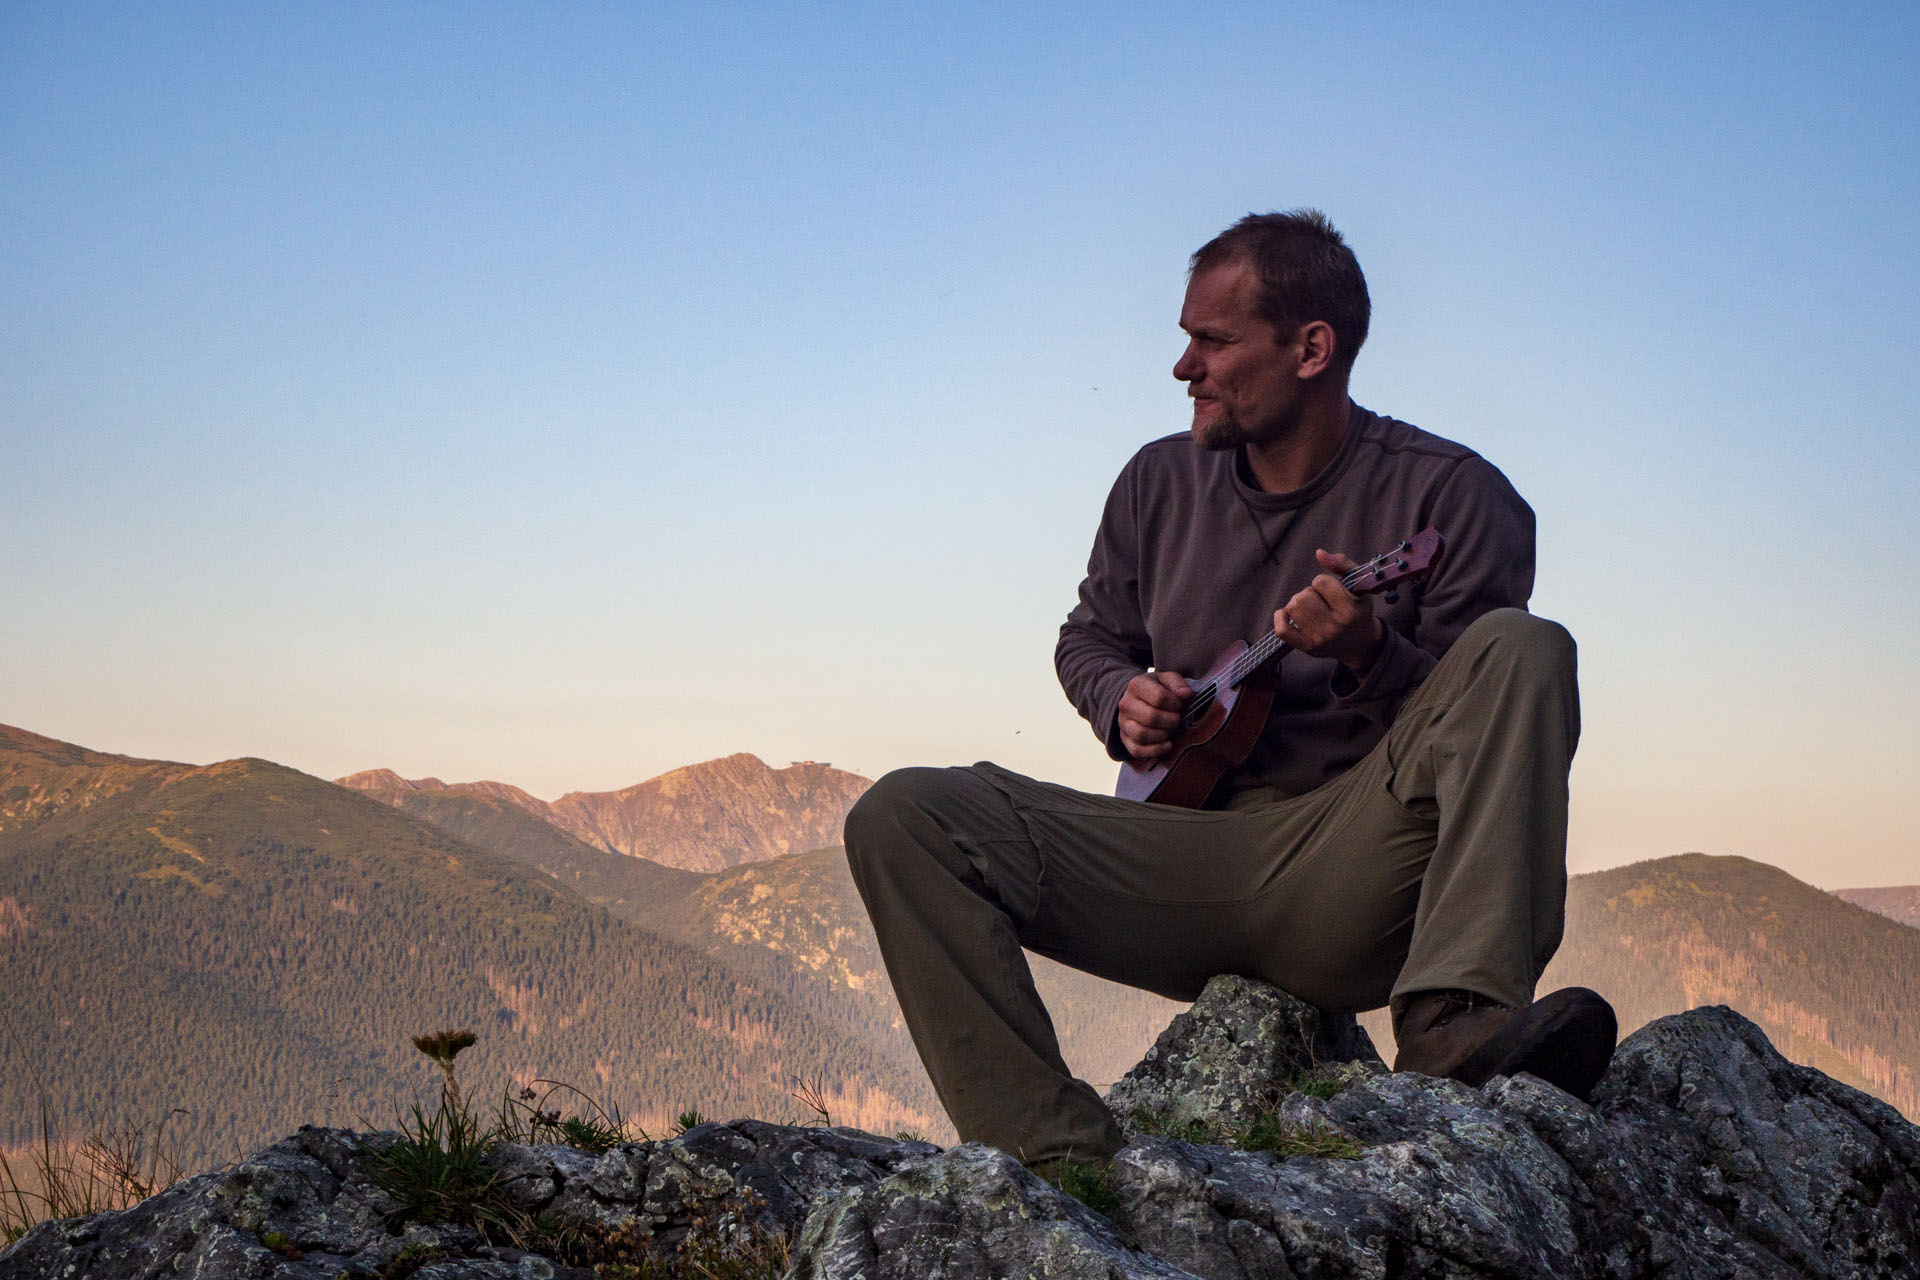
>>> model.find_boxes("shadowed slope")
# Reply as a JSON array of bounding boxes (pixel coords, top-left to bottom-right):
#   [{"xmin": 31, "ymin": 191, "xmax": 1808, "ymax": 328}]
[
  {"xmin": 1539, "ymin": 852, "xmax": 1920, "ymax": 1118},
  {"xmin": 0, "ymin": 727, "xmax": 942, "ymax": 1165}
]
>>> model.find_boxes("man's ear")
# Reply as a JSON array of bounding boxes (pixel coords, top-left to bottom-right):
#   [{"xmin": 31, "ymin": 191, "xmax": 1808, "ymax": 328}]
[{"xmin": 1295, "ymin": 320, "xmax": 1337, "ymax": 380}]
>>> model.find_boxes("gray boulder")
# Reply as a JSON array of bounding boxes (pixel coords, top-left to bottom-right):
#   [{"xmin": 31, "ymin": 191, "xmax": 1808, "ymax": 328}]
[
  {"xmin": 1104, "ymin": 973, "xmax": 1385, "ymax": 1139},
  {"xmin": 794, "ymin": 1143, "xmax": 1193, "ymax": 1279},
  {"xmin": 5, "ymin": 981, "xmax": 1918, "ymax": 1279}
]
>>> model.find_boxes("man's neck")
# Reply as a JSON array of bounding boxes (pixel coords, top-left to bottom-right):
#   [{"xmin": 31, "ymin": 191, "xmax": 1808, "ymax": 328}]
[{"xmin": 1243, "ymin": 395, "xmax": 1352, "ymax": 493}]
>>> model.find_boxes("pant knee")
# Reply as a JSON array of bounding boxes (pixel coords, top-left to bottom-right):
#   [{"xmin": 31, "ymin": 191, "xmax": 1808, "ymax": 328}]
[
  {"xmin": 1459, "ymin": 608, "xmax": 1576, "ymax": 681},
  {"xmin": 846, "ymin": 768, "xmax": 930, "ymax": 857},
  {"xmin": 843, "ymin": 765, "xmax": 981, "ymax": 876}
]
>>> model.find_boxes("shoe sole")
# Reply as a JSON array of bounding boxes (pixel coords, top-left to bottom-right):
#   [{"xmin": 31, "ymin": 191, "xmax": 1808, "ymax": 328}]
[{"xmin": 1453, "ymin": 987, "xmax": 1618, "ymax": 1100}]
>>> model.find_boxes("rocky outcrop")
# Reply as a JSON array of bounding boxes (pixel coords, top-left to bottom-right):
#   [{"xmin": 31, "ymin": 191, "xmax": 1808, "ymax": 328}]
[
  {"xmin": 338, "ymin": 753, "xmax": 872, "ymax": 872},
  {"xmin": 1106, "ymin": 973, "xmax": 1385, "ymax": 1139},
  {"xmin": 8, "ymin": 984, "xmax": 1918, "ymax": 1279}
]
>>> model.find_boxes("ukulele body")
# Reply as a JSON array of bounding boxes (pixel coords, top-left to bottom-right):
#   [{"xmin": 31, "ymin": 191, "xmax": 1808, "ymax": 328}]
[{"xmin": 1114, "ymin": 640, "xmax": 1282, "ymax": 808}]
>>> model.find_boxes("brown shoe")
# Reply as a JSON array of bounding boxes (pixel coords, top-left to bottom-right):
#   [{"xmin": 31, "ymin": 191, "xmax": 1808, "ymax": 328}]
[{"xmin": 1394, "ymin": 987, "xmax": 1617, "ymax": 1100}]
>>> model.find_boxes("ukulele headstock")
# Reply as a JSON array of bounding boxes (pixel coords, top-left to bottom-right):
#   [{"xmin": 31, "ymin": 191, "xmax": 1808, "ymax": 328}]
[{"xmin": 1350, "ymin": 527, "xmax": 1444, "ymax": 599}]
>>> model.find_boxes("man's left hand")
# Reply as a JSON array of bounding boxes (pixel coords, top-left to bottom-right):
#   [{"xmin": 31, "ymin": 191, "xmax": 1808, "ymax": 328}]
[{"xmin": 1275, "ymin": 549, "xmax": 1385, "ymax": 674}]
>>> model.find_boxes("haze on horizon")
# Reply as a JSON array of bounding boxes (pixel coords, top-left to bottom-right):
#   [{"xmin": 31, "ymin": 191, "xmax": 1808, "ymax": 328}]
[{"xmin": 5, "ymin": 4, "xmax": 1918, "ymax": 892}]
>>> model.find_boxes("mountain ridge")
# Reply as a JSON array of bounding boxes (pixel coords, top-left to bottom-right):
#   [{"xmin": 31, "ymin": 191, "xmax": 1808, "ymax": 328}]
[
  {"xmin": 336, "ymin": 751, "xmax": 869, "ymax": 871},
  {"xmin": 0, "ymin": 725, "xmax": 943, "ymax": 1164},
  {"xmin": 1835, "ymin": 884, "xmax": 1920, "ymax": 930},
  {"xmin": 1540, "ymin": 851, "xmax": 1920, "ymax": 1118}
]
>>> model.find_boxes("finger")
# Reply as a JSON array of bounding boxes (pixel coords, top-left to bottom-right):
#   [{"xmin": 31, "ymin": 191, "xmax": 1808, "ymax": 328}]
[
  {"xmin": 1133, "ymin": 706, "xmax": 1181, "ymax": 733},
  {"xmin": 1130, "ymin": 679, "xmax": 1182, "ymax": 712},
  {"xmin": 1310, "ymin": 572, "xmax": 1360, "ymax": 618},
  {"xmin": 1155, "ymin": 671, "xmax": 1193, "ymax": 699},
  {"xmin": 1316, "ymin": 548, "xmax": 1360, "ymax": 574},
  {"xmin": 1120, "ymin": 689, "xmax": 1184, "ymax": 730},
  {"xmin": 1281, "ymin": 587, "xmax": 1328, "ymax": 635},
  {"xmin": 1120, "ymin": 715, "xmax": 1176, "ymax": 751}
]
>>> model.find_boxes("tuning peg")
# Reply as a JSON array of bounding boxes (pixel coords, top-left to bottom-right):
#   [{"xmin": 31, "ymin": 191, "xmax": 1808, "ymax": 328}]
[{"xmin": 1384, "ymin": 590, "xmax": 1400, "ymax": 604}]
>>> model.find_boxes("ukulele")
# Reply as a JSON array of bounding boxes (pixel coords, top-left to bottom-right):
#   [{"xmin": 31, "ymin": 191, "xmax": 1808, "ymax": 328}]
[{"xmin": 1115, "ymin": 528, "xmax": 1445, "ymax": 808}]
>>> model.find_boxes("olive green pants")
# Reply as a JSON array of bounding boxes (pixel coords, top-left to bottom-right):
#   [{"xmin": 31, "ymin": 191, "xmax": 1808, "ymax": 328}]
[{"xmin": 843, "ymin": 609, "xmax": 1579, "ymax": 1163}]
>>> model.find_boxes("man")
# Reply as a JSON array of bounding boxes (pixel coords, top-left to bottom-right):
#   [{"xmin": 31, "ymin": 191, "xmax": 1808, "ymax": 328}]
[{"xmin": 845, "ymin": 211, "xmax": 1612, "ymax": 1169}]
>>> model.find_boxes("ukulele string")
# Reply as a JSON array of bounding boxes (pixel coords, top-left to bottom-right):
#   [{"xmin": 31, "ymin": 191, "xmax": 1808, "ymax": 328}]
[
  {"xmin": 1162, "ymin": 535, "xmax": 1427, "ymax": 729},
  {"xmin": 1179, "ymin": 556, "xmax": 1404, "ymax": 721}
]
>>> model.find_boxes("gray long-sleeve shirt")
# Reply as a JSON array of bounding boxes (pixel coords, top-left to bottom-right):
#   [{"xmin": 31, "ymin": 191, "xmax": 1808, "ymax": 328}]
[{"xmin": 1055, "ymin": 402, "xmax": 1536, "ymax": 803}]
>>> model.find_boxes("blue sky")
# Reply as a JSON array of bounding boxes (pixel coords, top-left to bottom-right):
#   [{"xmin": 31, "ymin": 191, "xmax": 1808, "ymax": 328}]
[{"xmin": 5, "ymin": 3, "xmax": 1918, "ymax": 888}]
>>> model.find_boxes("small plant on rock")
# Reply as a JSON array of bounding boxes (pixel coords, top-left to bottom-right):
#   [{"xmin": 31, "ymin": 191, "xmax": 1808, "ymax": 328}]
[
  {"xmin": 365, "ymin": 1028, "xmax": 525, "ymax": 1240},
  {"xmin": 1287, "ymin": 1063, "xmax": 1361, "ymax": 1100},
  {"xmin": 788, "ymin": 1074, "xmax": 834, "ymax": 1127},
  {"xmin": 1125, "ymin": 1105, "xmax": 1223, "ymax": 1145},
  {"xmin": 1048, "ymin": 1158, "xmax": 1119, "ymax": 1219},
  {"xmin": 1239, "ymin": 1111, "xmax": 1364, "ymax": 1160},
  {"xmin": 380, "ymin": 1238, "xmax": 444, "ymax": 1279},
  {"xmin": 498, "ymin": 1078, "xmax": 640, "ymax": 1154}
]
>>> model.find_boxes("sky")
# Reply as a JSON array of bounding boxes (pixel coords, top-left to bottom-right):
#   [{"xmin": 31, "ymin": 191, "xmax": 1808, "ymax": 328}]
[{"xmin": 4, "ymin": 2, "xmax": 1918, "ymax": 890}]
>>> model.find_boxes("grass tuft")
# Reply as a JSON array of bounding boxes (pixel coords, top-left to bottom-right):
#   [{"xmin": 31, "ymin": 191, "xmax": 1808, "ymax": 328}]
[
  {"xmin": 788, "ymin": 1075, "xmax": 833, "ymax": 1127},
  {"xmin": 1238, "ymin": 1112, "xmax": 1365, "ymax": 1160},
  {"xmin": 1124, "ymin": 1105, "xmax": 1223, "ymax": 1145},
  {"xmin": 0, "ymin": 1010, "xmax": 188, "ymax": 1244},
  {"xmin": 1288, "ymin": 1064, "xmax": 1361, "ymax": 1100},
  {"xmin": 496, "ymin": 1078, "xmax": 642, "ymax": 1154},
  {"xmin": 363, "ymin": 1095, "xmax": 516, "ymax": 1236},
  {"xmin": 1049, "ymin": 1158, "xmax": 1119, "ymax": 1219}
]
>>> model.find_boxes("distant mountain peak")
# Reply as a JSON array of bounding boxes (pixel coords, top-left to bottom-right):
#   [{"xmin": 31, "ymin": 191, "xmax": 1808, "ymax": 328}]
[
  {"xmin": 332, "ymin": 768, "xmax": 448, "ymax": 793},
  {"xmin": 338, "ymin": 752, "xmax": 873, "ymax": 873},
  {"xmin": 1834, "ymin": 884, "xmax": 1920, "ymax": 930}
]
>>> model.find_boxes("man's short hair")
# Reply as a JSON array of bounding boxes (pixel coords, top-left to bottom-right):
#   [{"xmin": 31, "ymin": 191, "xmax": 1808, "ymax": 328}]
[{"xmin": 1190, "ymin": 210, "xmax": 1371, "ymax": 370}]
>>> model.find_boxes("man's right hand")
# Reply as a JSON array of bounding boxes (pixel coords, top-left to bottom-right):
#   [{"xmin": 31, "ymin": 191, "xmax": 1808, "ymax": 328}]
[{"xmin": 1118, "ymin": 670, "xmax": 1193, "ymax": 760}]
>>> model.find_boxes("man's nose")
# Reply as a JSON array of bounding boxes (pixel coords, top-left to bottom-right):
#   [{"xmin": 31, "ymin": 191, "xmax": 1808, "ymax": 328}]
[{"xmin": 1172, "ymin": 343, "xmax": 1198, "ymax": 382}]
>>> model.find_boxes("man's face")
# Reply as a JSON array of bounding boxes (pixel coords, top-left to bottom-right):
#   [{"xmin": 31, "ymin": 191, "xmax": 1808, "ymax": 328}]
[{"xmin": 1173, "ymin": 259, "xmax": 1303, "ymax": 452}]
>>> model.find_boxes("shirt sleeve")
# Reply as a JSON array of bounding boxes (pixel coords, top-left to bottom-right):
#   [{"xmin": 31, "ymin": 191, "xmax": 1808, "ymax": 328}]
[
  {"xmin": 1055, "ymin": 460, "xmax": 1156, "ymax": 761},
  {"xmin": 1331, "ymin": 453, "xmax": 1536, "ymax": 724}
]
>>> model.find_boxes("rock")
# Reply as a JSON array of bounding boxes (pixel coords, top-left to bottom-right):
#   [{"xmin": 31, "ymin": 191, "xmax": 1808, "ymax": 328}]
[
  {"xmin": 1105, "ymin": 973, "xmax": 1386, "ymax": 1139},
  {"xmin": 0, "ymin": 1121, "xmax": 933, "ymax": 1280},
  {"xmin": 7, "ymin": 994, "xmax": 1919, "ymax": 1279},
  {"xmin": 792, "ymin": 1143, "xmax": 1193, "ymax": 1278}
]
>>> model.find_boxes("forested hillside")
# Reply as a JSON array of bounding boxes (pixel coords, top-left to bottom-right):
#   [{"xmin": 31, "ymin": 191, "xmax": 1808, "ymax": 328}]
[
  {"xmin": 1540, "ymin": 853, "xmax": 1918, "ymax": 1118},
  {"xmin": 354, "ymin": 763, "xmax": 1188, "ymax": 1094},
  {"xmin": 371, "ymin": 779, "xmax": 1187, "ymax": 1098},
  {"xmin": 0, "ymin": 727, "xmax": 941, "ymax": 1166},
  {"xmin": 350, "ymin": 784, "xmax": 705, "ymax": 915},
  {"xmin": 617, "ymin": 846, "xmax": 1186, "ymax": 1095},
  {"xmin": 11, "ymin": 718, "xmax": 1915, "ymax": 1182}
]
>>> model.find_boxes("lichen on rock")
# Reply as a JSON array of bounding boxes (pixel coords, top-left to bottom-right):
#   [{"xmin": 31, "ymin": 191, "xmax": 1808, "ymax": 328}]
[{"xmin": 1105, "ymin": 973, "xmax": 1386, "ymax": 1140}]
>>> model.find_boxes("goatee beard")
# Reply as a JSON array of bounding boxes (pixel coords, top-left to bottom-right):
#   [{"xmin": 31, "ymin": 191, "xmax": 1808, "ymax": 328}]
[{"xmin": 1192, "ymin": 412, "xmax": 1247, "ymax": 453}]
